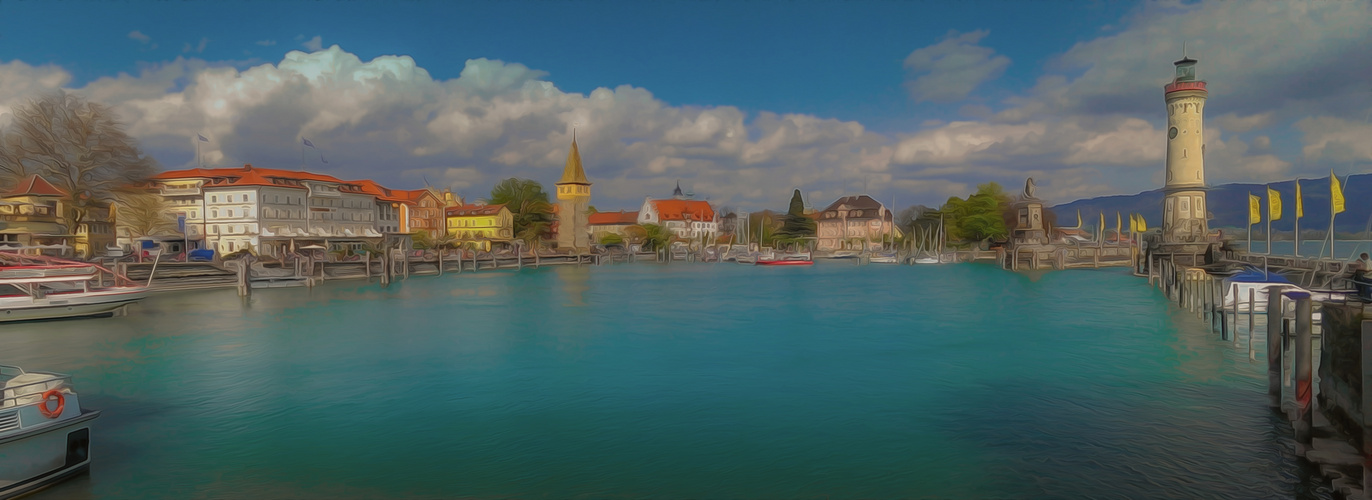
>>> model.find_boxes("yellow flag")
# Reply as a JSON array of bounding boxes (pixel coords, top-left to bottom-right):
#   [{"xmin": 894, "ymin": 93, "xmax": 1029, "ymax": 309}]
[
  {"xmin": 1267, "ymin": 186, "xmax": 1281, "ymax": 221},
  {"xmin": 1130, "ymin": 214, "xmax": 1138, "ymax": 233},
  {"xmin": 1295, "ymin": 180, "xmax": 1303, "ymax": 218},
  {"xmin": 1115, "ymin": 212, "xmax": 1121, "ymax": 238},
  {"xmin": 1138, "ymin": 214, "xmax": 1147, "ymax": 232},
  {"xmin": 1099, "ymin": 213, "xmax": 1105, "ymax": 238},
  {"xmin": 1332, "ymin": 171, "xmax": 1345, "ymax": 214},
  {"xmin": 1248, "ymin": 193, "xmax": 1261, "ymax": 225}
]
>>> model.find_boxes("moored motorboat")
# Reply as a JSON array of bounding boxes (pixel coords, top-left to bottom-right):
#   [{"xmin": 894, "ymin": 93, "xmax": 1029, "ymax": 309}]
[
  {"xmin": 0, "ymin": 251, "xmax": 147, "ymax": 323},
  {"xmin": 0, "ymin": 365, "xmax": 99, "ymax": 500},
  {"xmin": 756, "ymin": 259, "xmax": 813, "ymax": 266}
]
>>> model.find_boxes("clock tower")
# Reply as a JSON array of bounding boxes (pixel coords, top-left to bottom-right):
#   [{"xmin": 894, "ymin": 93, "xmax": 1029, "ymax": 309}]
[{"xmin": 1162, "ymin": 53, "xmax": 1209, "ymax": 243}]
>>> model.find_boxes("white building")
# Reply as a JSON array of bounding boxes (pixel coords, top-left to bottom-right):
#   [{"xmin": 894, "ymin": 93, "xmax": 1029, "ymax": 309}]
[
  {"xmin": 149, "ymin": 165, "xmax": 386, "ymax": 257},
  {"xmin": 637, "ymin": 197, "xmax": 718, "ymax": 242}
]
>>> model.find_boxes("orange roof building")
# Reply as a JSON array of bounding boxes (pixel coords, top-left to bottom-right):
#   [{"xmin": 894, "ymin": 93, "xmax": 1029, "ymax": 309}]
[{"xmin": 637, "ymin": 196, "xmax": 718, "ymax": 242}]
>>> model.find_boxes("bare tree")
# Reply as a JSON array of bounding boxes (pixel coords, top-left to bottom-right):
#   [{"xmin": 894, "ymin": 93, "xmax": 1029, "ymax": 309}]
[
  {"xmin": 113, "ymin": 191, "xmax": 177, "ymax": 239},
  {"xmin": 1, "ymin": 91, "xmax": 157, "ymax": 230}
]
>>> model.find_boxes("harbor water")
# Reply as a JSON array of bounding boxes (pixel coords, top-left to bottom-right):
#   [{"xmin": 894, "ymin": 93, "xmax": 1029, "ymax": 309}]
[{"xmin": 1, "ymin": 262, "xmax": 1335, "ymax": 499}]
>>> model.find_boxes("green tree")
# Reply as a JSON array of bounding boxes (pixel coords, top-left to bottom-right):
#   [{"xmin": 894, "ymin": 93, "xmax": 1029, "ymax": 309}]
[
  {"xmin": 0, "ymin": 91, "xmax": 157, "ymax": 230},
  {"xmin": 774, "ymin": 189, "xmax": 816, "ymax": 248},
  {"xmin": 941, "ymin": 183, "xmax": 1011, "ymax": 244},
  {"xmin": 626, "ymin": 224, "xmax": 671, "ymax": 251},
  {"xmin": 487, "ymin": 178, "xmax": 555, "ymax": 248},
  {"xmin": 598, "ymin": 233, "xmax": 624, "ymax": 246}
]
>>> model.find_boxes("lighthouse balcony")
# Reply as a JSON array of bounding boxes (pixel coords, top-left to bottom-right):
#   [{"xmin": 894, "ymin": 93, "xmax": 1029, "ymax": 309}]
[{"xmin": 1164, "ymin": 81, "xmax": 1207, "ymax": 94}]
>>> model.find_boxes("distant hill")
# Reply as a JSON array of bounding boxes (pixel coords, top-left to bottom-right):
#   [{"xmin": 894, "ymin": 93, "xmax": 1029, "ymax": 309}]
[{"xmin": 1050, "ymin": 173, "xmax": 1372, "ymax": 235}]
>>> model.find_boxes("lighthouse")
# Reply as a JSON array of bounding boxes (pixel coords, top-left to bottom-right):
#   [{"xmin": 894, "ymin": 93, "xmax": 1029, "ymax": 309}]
[{"xmin": 1162, "ymin": 53, "xmax": 1209, "ymax": 243}]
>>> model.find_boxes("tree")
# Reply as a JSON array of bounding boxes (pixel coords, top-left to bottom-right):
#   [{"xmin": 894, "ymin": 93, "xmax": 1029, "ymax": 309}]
[
  {"xmin": 625, "ymin": 224, "xmax": 671, "ymax": 251},
  {"xmin": 0, "ymin": 91, "xmax": 157, "ymax": 230},
  {"xmin": 774, "ymin": 189, "xmax": 816, "ymax": 248},
  {"xmin": 598, "ymin": 233, "xmax": 624, "ymax": 246},
  {"xmin": 487, "ymin": 178, "xmax": 555, "ymax": 248},
  {"xmin": 941, "ymin": 183, "xmax": 1011, "ymax": 244},
  {"xmin": 113, "ymin": 192, "xmax": 177, "ymax": 240}
]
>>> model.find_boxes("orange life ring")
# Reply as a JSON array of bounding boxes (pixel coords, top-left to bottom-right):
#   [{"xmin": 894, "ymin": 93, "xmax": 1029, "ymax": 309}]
[{"xmin": 38, "ymin": 390, "xmax": 64, "ymax": 418}]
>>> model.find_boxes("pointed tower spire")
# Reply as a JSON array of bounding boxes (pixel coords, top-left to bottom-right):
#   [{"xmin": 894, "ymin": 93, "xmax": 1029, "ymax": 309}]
[
  {"xmin": 673, "ymin": 180, "xmax": 684, "ymax": 199},
  {"xmin": 559, "ymin": 134, "xmax": 589, "ymax": 185}
]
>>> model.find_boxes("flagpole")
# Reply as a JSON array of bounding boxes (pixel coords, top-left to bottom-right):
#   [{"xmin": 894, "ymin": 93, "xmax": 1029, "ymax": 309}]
[
  {"xmin": 1266, "ymin": 188, "xmax": 1272, "ymax": 255},
  {"xmin": 301, "ymin": 141, "xmax": 305, "ymax": 170},
  {"xmin": 1294, "ymin": 180, "xmax": 1301, "ymax": 258}
]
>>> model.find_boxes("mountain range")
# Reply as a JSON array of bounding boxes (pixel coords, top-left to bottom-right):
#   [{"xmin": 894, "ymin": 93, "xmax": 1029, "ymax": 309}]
[{"xmin": 1050, "ymin": 173, "xmax": 1372, "ymax": 235}]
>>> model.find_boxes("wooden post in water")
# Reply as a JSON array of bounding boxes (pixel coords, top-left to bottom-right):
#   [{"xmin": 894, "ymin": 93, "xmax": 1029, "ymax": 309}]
[
  {"xmin": 1293, "ymin": 292, "xmax": 1313, "ymax": 455},
  {"xmin": 1247, "ymin": 288, "xmax": 1256, "ymax": 360},
  {"xmin": 1231, "ymin": 283, "xmax": 1241, "ymax": 348},
  {"xmin": 1267, "ymin": 290, "xmax": 1283, "ymax": 409},
  {"xmin": 1360, "ymin": 319, "xmax": 1372, "ymax": 495}
]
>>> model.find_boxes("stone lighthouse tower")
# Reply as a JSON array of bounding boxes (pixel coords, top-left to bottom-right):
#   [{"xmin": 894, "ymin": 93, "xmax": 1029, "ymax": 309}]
[
  {"xmin": 555, "ymin": 132, "xmax": 592, "ymax": 252},
  {"xmin": 1162, "ymin": 53, "xmax": 1209, "ymax": 243}
]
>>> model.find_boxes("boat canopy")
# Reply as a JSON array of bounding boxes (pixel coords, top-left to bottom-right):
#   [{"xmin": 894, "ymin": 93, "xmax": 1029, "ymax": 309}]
[{"xmin": 1226, "ymin": 266, "xmax": 1292, "ymax": 284}]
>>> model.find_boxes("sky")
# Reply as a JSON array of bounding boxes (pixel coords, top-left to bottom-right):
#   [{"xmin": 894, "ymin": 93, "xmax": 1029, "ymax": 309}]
[{"xmin": 0, "ymin": 0, "xmax": 1369, "ymax": 212}]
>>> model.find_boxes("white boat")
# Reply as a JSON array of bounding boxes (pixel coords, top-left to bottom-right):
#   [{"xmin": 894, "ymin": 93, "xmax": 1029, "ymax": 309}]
[
  {"xmin": 0, "ymin": 252, "xmax": 147, "ymax": 323},
  {"xmin": 913, "ymin": 256, "xmax": 941, "ymax": 265},
  {"xmin": 869, "ymin": 253, "xmax": 899, "ymax": 264},
  {"xmin": 0, "ymin": 365, "xmax": 100, "ymax": 499}
]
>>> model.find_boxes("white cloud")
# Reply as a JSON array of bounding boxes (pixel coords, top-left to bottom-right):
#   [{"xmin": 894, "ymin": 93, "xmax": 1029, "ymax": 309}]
[
  {"xmin": 902, "ymin": 30, "xmax": 1010, "ymax": 104},
  {"xmin": 256, "ymin": 40, "xmax": 277, "ymax": 47},
  {"xmin": 1296, "ymin": 116, "xmax": 1372, "ymax": 164},
  {"xmin": 128, "ymin": 30, "xmax": 150, "ymax": 44},
  {"xmin": 2, "ymin": 0, "xmax": 1365, "ymax": 211}
]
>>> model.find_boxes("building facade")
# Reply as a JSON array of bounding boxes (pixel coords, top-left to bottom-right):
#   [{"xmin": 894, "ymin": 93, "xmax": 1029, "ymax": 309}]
[
  {"xmin": 1162, "ymin": 55, "xmax": 1209, "ymax": 243},
  {"xmin": 816, "ymin": 195, "xmax": 899, "ymax": 252},
  {"xmin": 637, "ymin": 198, "xmax": 717, "ymax": 242},
  {"xmin": 149, "ymin": 165, "xmax": 384, "ymax": 257},
  {"xmin": 398, "ymin": 189, "xmax": 446, "ymax": 240},
  {"xmin": 554, "ymin": 136, "xmax": 592, "ymax": 252},
  {"xmin": 588, "ymin": 210, "xmax": 638, "ymax": 243},
  {"xmin": 0, "ymin": 175, "xmax": 70, "ymax": 253},
  {"xmin": 446, "ymin": 203, "xmax": 513, "ymax": 251}
]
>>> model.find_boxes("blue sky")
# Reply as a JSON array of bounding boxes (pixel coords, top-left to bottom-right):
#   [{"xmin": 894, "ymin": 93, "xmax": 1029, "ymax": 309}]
[{"xmin": 1, "ymin": 0, "xmax": 1369, "ymax": 211}]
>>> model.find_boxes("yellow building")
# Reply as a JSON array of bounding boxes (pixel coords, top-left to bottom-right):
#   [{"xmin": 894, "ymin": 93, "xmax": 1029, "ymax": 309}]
[{"xmin": 445, "ymin": 203, "xmax": 513, "ymax": 251}]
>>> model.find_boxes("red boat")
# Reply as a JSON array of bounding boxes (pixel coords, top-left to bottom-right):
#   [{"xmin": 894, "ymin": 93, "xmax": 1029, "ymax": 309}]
[{"xmin": 755, "ymin": 259, "xmax": 813, "ymax": 266}]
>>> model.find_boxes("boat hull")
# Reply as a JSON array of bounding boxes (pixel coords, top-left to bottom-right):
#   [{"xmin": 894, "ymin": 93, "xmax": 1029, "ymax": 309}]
[
  {"xmin": 0, "ymin": 409, "xmax": 99, "ymax": 500},
  {"xmin": 756, "ymin": 260, "xmax": 813, "ymax": 266},
  {"xmin": 0, "ymin": 289, "xmax": 146, "ymax": 323}
]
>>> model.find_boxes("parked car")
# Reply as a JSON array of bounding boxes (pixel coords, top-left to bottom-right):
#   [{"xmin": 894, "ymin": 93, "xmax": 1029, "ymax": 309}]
[{"xmin": 188, "ymin": 248, "xmax": 215, "ymax": 262}]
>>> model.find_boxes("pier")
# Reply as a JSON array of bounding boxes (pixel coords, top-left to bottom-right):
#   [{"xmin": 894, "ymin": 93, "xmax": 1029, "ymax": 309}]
[{"xmin": 1147, "ymin": 243, "xmax": 1370, "ymax": 499}]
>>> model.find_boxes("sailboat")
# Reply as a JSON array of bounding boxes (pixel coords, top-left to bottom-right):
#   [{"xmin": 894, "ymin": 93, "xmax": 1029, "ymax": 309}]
[
  {"xmin": 870, "ymin": 198, "xmax": 900, "ymax": 264},
  {"xmin": 913, "ymin": 214, "xmax": 947, "ymax": 265}
]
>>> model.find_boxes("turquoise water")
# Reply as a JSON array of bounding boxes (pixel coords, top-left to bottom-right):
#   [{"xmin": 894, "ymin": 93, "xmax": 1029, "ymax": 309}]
[{"xmin": 1, "ymin": 262, "xmax": 1333, "ymax": 499}]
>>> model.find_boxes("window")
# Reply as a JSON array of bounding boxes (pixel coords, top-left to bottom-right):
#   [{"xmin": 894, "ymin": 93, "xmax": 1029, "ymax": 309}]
[
  {"xmin": 227, "ymin": 195, "xmax": 234, "ymax": 203},
  {"xmin": 211, "ymin": 209, "xmax": 219, "ymax": 218},
  {"xmin": 191, "ymin": 211, "xmax": 198, "ymax": 219},
  {"xmin": 227, "ymin": 209, "xmax": 235, "ymax": 218},
  {"xmin": 211, "ymin": 195, "xmax": 218, "ymax": 203}
]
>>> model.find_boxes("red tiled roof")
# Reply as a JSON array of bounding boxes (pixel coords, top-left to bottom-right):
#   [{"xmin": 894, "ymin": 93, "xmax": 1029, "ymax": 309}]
[
  {"xmin": 356, "ymin": 180, "xmax": 407, "ymax": 202},
  {"xmin": 588, "ymin": 210, "xmax": 638, "ymax": 225},
  {"xmin": 445, "ymin": 203, "xmax": 507, "ymax": 217},
  {"xmin": 650, "ymin": 199, "xmax": 714, "ymax": 222},
  {"xmin": 152, "ymin": 165, "xmax": 374, "ymax": 193},
  {"xmin": 397, "ymin": 189, "xmax": 440, "ymax": 203},
  {"xmin": 3, "ymin": 174, "xmax": 67, "ymax": 198}
]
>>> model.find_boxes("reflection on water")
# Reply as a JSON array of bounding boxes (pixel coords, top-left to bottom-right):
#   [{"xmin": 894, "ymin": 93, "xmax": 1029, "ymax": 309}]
[{"xmin": 0, "ymin": 262, "xmax": 1333, "ymax": 499}]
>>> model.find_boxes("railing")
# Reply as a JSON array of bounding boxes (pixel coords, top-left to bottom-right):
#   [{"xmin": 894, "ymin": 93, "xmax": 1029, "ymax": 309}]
[
  {"xmin": 160, "ymin": 187, "xmax": 202, "ymax": 196},
  {"xmin": 0, "ymin": 365, "xmax": 71, "ymax": 410}
]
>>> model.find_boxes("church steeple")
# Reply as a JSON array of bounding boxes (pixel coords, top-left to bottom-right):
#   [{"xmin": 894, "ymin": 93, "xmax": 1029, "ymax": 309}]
[
  {"xmin": 559, "ymin": 132, "xmax": 590, "ymax": 186},
  {"xmin": 673, "ymin": 180, "xmax": 684, "ymax": 199}
]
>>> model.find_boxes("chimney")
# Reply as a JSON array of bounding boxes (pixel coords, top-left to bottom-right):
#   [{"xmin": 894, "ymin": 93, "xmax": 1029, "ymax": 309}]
[{"xmin": 243, "ymin": 164, "xmax": 253, "ymax": 171}]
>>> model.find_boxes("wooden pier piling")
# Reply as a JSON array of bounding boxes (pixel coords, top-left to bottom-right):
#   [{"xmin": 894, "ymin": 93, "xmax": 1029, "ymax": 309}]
[
  {"xmin": 1247, "ymin": 288, "xmax": 1256, "ymax": 360},
  {"xmin": 1266, "ymin": 290, "xmax": 1283, "ymax": 409},
  {"xmin": 1293, "ymin": 292, "xmax": 1313, "ymax": 455},
  {"xmin": 1361, "ymin": 318, "xmax": 1372, "ymax": 496}
]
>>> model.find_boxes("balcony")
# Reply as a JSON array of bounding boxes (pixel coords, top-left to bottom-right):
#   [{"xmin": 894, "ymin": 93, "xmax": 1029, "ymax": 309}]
[{"xmin": 161, "ymin": 186, "xmax": 202, "ymax": 196}]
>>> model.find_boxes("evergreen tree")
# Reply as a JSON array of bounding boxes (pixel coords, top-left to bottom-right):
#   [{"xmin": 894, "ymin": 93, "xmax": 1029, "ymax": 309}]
[{"xmin": 774, "ymin": 189, "xmax": 816, "ymax": 247}]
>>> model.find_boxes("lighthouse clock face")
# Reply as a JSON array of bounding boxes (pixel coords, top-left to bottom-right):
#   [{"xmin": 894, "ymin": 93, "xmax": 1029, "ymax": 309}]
[{"xmin": 1168, "ymin": 127, "xmax": 1178, "ymax": 139}]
